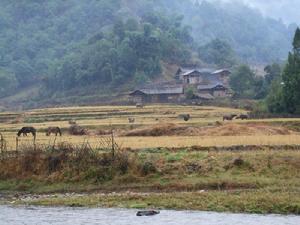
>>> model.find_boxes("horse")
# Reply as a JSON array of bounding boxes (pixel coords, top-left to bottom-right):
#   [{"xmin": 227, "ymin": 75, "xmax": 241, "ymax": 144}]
[
  {"xmin": 223, "ymin": 114, "xmax": 237, "ymax": 121},
  {"xmin": 46, "ymin": 127, "xmax": 62, "ymax": 136},
  {"xmin": 236, "ymin": 114, "xmax": 249, "ymax": 120},
  {"xmin": 17, "ymin": 127, "xmax": 36, "ymax": 137}
]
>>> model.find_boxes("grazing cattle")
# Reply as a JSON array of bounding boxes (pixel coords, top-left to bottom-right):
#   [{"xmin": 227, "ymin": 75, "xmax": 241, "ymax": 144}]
[
  {"xmin": 17, "ymin": 127, "xmax": 36, "ymax": 138},
  {"xmin": 128, "ymin": 118, "xmax": 135, "ymax": 123},
  {"xmin": 46, "ymin": 127, "xmax": 62, "ymax": 136},
  {"xmin": 223, "ymin": 114, "xmax": 237, "ymax": 121},
  {"xmin": 68, "ymin": 120, "xmax": 77, "ymax": 125},
  {"xmin": 236, "ymin": 114, "xmax": 249, "ymax": 120},
  {"xmin": 69, "ymin": 124, "xmax": 88, "ymax": 136},
  {"xmin": 136, "ymin": 210, "xmax": 160, "ymax": 216},
  {"xmin": 136, "ymin": 103, "xmax": 144, "ymax": 108},
  {"xmin": 179, "ymin": 114, "xmax": 190, "ymax": 121}
]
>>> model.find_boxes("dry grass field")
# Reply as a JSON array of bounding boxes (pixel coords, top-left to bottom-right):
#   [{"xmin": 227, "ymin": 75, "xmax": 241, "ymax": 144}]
[
  {"xmin": 0, "ymin": 104, "xmax": 300, "ymax": 150},
  {"xmin": 1, "ymin": 105, "xmax": 300, "ymax": 214}
]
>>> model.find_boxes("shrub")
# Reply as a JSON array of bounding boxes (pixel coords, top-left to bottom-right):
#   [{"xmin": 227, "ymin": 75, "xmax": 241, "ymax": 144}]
[{"xmin": 140, "ymin": 161, "xmax": 157, "ymax": 176}]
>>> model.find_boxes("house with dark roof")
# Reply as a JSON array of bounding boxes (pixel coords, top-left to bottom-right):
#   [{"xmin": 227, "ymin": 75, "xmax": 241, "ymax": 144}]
[
  {"xmin": 129, "ymin": 86, "xmax": 184, "ymax": 103},
  {"xmin": 211, "ymin": 69, "xmax": 231, "ymax": 86},
  {"xmin": 129, "ymin": 67, "xmax": 231, "ymax": 104},
  {"xmin": 176, "ymin": 68, "xmax": 215, "ymax": 85},
  {"xmin": 176, "ymin": 67, "xmax": 231, "ymax": 98},
  {"xmin": 197, "ymin": 83, "xmax": 230, "ymax": 98},
  {"xmin": 176, "ymin": 67, "xmax": 230, "ymax": 85}
]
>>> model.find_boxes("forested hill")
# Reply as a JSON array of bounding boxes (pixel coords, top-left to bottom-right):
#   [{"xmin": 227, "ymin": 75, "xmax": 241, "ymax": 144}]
[{"xmin": 0, "ymin": 0, "xmax": 295, "ymax": 107}]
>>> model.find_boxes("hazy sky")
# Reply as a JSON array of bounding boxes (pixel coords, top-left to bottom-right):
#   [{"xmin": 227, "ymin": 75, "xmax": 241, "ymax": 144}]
[{"xmin": 211, "ymin": 0, "xmax": 300, "ymax": 24}]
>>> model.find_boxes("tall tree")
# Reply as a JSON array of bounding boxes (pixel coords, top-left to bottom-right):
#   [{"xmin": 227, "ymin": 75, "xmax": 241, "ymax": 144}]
[
  {"xmin": 264, "ymin": 63, "xmax": 281, "ymax": 86},
  {"xmin": 282, "ymin": 28, "xmax": 300, "ymax": 113},
  {"xmin": 229, "ymin": 65, "xmax": 256, "ymax": 98}
]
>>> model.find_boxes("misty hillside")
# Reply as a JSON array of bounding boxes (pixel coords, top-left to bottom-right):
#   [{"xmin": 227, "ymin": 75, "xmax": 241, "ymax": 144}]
[{"xmin": 0, "ymin": 0, "xmax": 296, "ymax": 108}]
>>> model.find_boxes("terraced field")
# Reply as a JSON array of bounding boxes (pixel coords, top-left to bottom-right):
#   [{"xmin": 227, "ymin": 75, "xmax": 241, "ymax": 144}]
[{"xmin": 0, "ymin": 105, "xmax": 299, "ymax": 150}]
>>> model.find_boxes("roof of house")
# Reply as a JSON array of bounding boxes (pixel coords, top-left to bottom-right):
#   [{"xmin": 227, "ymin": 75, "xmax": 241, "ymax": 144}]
[
  {"xmin": 212, "ymin": 69, "xmax": 231, "ymax": 75},
  {"xmin": 179, "ymin": 67, "xmax": 230, "ymax": 77},
  {"xmin": 181, "ymin": 68, "xmax": 215, "ymax": 76},
  {"xmin": 197, "ymin": 83, "xmax": 227, "ymax": 90},
  {"xmin": 130, "ymin": 86, "xmax": 184, "ymax": 95},
  {"xmin": 195, "ymin": 93, "xmax": 215, "ymax": 100}
]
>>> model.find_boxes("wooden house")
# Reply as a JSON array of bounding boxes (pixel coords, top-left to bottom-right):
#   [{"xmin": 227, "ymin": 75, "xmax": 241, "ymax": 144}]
[
  {"xmin": 211, "ymin": 69, "xmax": 231, "ymax": 86},
  {"xmin": 129, "ymin": 86, "xmax": 184, "ymax": 103},
  {"xmin": 179, "ymin": 68, "xmax": 214, "ymax": 85},
  {"xmin": 197, "ymin": 84, "xmax": 229, "ymax": 98}
]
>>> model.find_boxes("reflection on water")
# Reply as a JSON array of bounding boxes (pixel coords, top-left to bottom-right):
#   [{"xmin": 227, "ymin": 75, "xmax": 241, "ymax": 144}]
[{"xmin": 0, "ymin": 205, "xmax": 299, "ymax": 225}]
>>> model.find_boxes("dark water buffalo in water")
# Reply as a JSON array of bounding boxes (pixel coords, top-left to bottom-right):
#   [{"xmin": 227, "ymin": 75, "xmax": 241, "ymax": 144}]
[
  {"xmin": 17, "ymin": 127, "xmax": 36, "ymax": 137},
  {"xmin": 46, "ymin": 127, "xmax": 62, "ymax": 136},
  {"xmin": 223, "ymin": 114, "xmax": 237, "ymax": 121},
  {"xmin": 136, "ymin": 210, "xmax": 160, "ymax": 216},
  {"xmin": 236, "ymin": 114, "xmax": 249, "ymax": 120}
]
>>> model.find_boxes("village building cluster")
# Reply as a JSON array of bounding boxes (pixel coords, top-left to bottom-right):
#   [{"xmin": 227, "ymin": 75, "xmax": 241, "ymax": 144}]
[{"xmin": 130, "ymin": 67, "xmax": 232, "ymax": 104}]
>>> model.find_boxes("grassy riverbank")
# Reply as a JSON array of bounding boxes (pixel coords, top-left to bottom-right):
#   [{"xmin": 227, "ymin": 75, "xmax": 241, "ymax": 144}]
[{"xmin": 1, "ymin": 146, "xmax": 300, "ymax": 214}]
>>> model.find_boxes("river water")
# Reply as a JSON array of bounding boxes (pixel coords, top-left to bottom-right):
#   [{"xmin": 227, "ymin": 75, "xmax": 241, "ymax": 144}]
[{"xmin": 0, "ymin": 205, "xmax": 299, "ymax": 225}]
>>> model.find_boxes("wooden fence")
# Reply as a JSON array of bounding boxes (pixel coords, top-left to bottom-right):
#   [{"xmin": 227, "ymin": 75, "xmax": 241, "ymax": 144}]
[{"xmin": 0, "ymin": 131, "xmax": 120, "ymax": 160}]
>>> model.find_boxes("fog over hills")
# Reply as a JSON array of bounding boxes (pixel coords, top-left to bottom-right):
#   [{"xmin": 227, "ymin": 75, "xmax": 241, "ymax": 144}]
[{"xmin": 207, "ymin": 0, "xmax": 300, "ymax": 24}]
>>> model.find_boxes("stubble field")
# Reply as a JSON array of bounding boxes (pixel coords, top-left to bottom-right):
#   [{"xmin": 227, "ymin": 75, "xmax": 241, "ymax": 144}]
[{"xmin": 0, "ymin": 104, "xmax": 300, "ymax": 150}]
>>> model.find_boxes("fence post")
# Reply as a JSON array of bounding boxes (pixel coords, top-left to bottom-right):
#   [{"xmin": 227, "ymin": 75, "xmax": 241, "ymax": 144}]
[
  {"xmin": 111, "ymin": 129, "xmax": 115, "ymax": 158},
  {"xmin": 16, "ymin": 137, "xmax": 19, "ymax": 152},
  {"xmin": 52, "ymin": 136, "xmax": 57, "ymax": 150},
  {"xmin": 0, "ymin": 133, "xmax": 3, "ymax": 154},
  {"xmin": 33, "ymin": 135, "xmax": 36, "ymax": 151}
]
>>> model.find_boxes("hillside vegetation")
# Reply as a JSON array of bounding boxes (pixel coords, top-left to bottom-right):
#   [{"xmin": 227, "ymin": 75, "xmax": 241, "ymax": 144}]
[{"xmin": 0, "ymin": 0, "xmax": 295, "ymax": 108}]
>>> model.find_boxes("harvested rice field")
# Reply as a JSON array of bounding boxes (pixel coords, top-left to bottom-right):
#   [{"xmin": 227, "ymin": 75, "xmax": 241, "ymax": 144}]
[{"xmin": 0, "ymin": 104, "xmax": 299, "ymax": 150}]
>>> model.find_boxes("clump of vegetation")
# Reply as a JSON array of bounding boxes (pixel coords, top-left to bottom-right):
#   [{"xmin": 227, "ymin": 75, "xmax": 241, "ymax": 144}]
[
  {"xmin": 0, "ymin": 144, "xmax": 135, "ymax": 183},
  {"xmin": 140, "ymin": 161, "xmax": 157, "ymax": 176},
  {"xmin": 229, "ymin": 65, "xmax": 266, "ymax": 99},
  {"xmin": 185, "ymin": 87, "xmax": 196, "ymax": 100}
]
